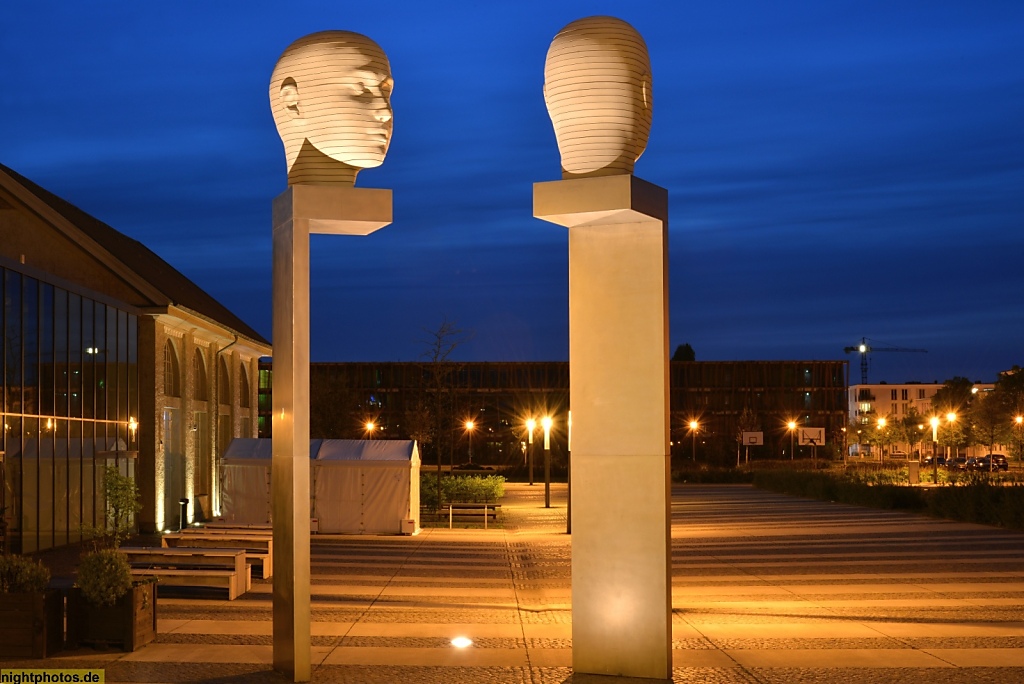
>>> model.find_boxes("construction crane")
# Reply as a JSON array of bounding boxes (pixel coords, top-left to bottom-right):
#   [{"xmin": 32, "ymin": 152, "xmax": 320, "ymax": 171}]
[{"xmin": 844, "ymin": 337, "xmax": 927, "ymax": 384}]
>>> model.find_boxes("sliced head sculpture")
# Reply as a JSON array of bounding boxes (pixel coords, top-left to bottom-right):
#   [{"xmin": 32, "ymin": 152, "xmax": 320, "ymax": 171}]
[
  {"xmin": 544, "ymin": 16, "xmax": 652, "ymax": 178},
  {"xmin": 270, "ymin": 31, "xmax": 393, "ymax": 186}
]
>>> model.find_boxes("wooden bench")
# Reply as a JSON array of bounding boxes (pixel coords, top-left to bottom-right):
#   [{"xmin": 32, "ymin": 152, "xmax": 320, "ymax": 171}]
[
  {"xmin": 185, "ymin": 527, "xmax": 273, "ymax": 538},
  {"xmin": 119, "ymin": 547, "xmax": 249, "ymax": 600},
  {"xmin": 162, "ymin": 532, "xmax": 273, "ymax": 580},
  {"xmin": 205, "ymin": 521, "xmax": 272, "ymax": 531},
  {"xmin": 429, "ymin": 503, "xmax": 501, "ymax": 528},
  {"xmin": 446, "ymin": 503, "xmax": 501, "ymax": 519}
]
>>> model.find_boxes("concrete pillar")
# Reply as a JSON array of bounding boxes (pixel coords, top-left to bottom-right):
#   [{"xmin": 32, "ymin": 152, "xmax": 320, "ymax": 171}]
[
  {"xmin": 136, "ymin": 316, "xmax": 158, "ymax": 534},
  {"xmin": 271, "ymin": 184, "xmax": 390, "ymax": 681},
  {"xmin": 534, "ymin": 174, "xmax": 671, "ymax": 680}
]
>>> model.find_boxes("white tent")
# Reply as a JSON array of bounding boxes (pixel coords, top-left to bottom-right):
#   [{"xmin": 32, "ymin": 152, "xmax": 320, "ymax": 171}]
[
  {"xmin": 313, "ymin": 440, "xmax": 419, "ymax": 534},
  {"xmin": 220, "ymin": 438, "xmax": 419, "ymax": 534}
]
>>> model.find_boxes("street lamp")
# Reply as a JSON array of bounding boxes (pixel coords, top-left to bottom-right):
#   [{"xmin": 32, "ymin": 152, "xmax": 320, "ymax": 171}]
[
  {"xmin": 787, "ymin": 421, "xmax": 797, "ymax": 460},
  {"xmin": 688, "ymin": 420, "xmax": 699, "ymax": 462},
  {"xmin": 364, "ymin": 421, "xmax": 376, "ymax": 439},
  {"xmin": 525, "ymin": 418, "xmax": 536, "ymax": 486},
  {"xmin": 1015, "ymin": 415, "xmax": 1023, "ymax": 469},
  {"xmin": 930, "ymin": 416, "xmax": 940, "ymax": 482},
  {"xmin": 946, "ymin": 412, "xmax": 957, "ymax": 463},
  {"xmin": 464, "ymin": 420, "xmax": 475, "ymax": 465},
  {"xmin": 542, "ymin": 416, "xmax": 552, "ymax": 508},
  {"xmin": 877, "ymin": 417, "xmax": 887, "ymax": 461}
]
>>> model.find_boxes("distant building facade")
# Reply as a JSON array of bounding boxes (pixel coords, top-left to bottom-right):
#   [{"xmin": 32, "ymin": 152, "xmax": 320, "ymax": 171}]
[
  {"xmin": 1, "ymin": 165, "xmax": 270, "ymax": 551},
  {"xmin": 848, "ymin": 382, "xmax": 994, "ymax": 425},
  {"xmin": 258, "ymin": 359, "xmax": 848, "ymax": 464}
]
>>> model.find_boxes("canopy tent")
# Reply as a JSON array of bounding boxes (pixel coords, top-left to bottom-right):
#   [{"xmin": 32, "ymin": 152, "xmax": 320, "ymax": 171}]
[
  {"xmin": 313, "ymin": 440, "xmax": 420, "ymax": 534},
  {"xmin": 220, "ymin": 438, "xmax": 419, "ymax": 534}
]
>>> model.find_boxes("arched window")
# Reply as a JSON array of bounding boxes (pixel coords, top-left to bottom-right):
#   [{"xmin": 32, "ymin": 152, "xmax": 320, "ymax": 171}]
[
  {"xmin": 192, "ymin": 349, "xmax": 208, "ymax": 401},
  {"xmin": 218, "ymin": 357, "xmax": 231, "ymax": 405},
  {"xmin": 163, "ymin": 340, "xmax": 180, "ymax": 397},
  {"xmin": 239, "ymin": 363, "xmax": 251, "ymax": 409}
]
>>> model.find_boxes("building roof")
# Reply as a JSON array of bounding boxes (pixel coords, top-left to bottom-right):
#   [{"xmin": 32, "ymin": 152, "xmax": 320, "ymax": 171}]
[
  {"xmin": 0, "ymin": 163, "xmax": 268, "ymax": 347},
  {"xmin": 223, "ymin": 438, "xmax": 417, "ymax": 464}
]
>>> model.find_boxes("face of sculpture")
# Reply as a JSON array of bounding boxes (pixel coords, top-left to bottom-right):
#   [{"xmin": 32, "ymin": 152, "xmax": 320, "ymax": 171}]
[
  {"xmin": 271, "ymin": 32, "xmax": 393, "ymax": 180},
  {"xmin": 544, "ymin": 16, "xmax": 652, "ymax": 177}
]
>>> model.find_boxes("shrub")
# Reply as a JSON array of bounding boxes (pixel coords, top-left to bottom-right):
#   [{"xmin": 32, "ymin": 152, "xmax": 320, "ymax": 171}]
[
  {"xmin": 420, "ymin": 473, "xmax": 505, "ymax": 508},
  {"xmin": 0, "ymin": 554, "xmax": 50, "ymax": 593},
  {"xmin": 672, "ymin": 465, "xmax": 755, "ymax": 484},
  {"xmin": 77, "ymin": 549, "xmax": 132, "ymax": 607},
  {"xmin": 753, "ymin": 470, "xmax": 926, "ymax": 511}
]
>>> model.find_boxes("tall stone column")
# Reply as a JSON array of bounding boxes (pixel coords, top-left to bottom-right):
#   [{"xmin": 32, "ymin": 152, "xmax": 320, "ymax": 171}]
[
  {"xmin": 272, "ymin": 186, "xmax": 390, "ymax": 680},
  {"xmin": 534, "ymin": 174, "xmax": 671, "ymax": 679},
  {"xmin": 268, "ymin": 30, "xmax": 394, "ymax": 681}
]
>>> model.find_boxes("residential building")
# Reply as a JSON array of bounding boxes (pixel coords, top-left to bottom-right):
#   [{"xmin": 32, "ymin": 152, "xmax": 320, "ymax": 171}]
[{"xmin": 848, "ymin": 382, "xmax": 994, "ymax": 425}]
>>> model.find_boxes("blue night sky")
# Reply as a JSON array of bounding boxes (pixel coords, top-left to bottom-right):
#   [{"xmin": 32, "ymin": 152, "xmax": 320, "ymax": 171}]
[{"xmin": 3, "ymin": 2, "xmax": 1022, "ymax": 383}]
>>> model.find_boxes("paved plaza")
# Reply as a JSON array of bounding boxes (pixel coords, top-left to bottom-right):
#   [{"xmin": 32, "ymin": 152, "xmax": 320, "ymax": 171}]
[{"xmin": 8, "ymin": 483, "xmax": 1024, "ymax": 682}]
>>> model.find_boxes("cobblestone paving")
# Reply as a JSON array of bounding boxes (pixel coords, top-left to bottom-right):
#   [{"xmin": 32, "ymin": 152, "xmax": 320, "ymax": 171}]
[
  {"xmin": 14, "ymin": 483, "xmax": 1024, "ymax": 682},
  {"xmin": 748, "ymin": 668, "xmax": 1022, "ymax": 684}
]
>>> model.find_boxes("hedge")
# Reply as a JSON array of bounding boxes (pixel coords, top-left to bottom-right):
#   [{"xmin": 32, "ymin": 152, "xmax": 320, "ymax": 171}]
[{"xmin": 420, "ymin": 473, "xmax": 505, "ymax": 509}]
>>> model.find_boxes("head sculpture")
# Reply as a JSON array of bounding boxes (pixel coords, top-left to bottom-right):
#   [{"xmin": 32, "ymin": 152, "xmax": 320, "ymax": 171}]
[
  {"xmin": 544, "ymin": 16, "xmax": 652, "ymax": 178},
  {"xmin": 270, "ymin": 31, "xmax": 393, "ymax": 186}
]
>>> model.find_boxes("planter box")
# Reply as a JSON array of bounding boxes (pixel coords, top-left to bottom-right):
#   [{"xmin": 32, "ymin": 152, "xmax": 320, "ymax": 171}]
[
  {"xmin": 0, "ymin": 589, "xmax": 63, "ymax": 658},
  {"xmin": 67, "ymin": 581, "xmax": 156, "ymax": 651}
]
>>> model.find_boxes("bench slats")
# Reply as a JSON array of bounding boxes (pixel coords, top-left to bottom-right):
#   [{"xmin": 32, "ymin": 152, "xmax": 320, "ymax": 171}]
[{"xmin": 119, "ymin": 547, "xmax": 249, "ymax": 600}]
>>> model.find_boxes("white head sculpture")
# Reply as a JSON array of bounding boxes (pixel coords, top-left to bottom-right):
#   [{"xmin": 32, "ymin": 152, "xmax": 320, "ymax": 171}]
[
  {"xmin": 270, "ymin": 31, "xmax": 393, "ymax": 186},
  {"xmin": 544, "ymin": 16, "xmax": 652, "ymax": 178}
]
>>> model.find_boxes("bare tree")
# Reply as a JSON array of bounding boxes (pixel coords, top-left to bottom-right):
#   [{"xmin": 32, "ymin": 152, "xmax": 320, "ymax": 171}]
[
  {"xmin": 417, "ymin": 317, "xmax": 470, "ymax": 510},
  {"xmin": 736, "ymin": 406, "xmax": 759, "ymax": 465}
]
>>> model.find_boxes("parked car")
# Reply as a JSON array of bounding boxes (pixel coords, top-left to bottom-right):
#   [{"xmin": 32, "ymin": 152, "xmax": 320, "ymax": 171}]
[
  {"xmin": 922, "ymin": 454, "xmax": 948, "ymax": 467},
  {"xmin": 966, "ymin": 457, "xmax": 989, "ymax": 472},
  {"xmin": 988, "ymin": 454, "xmax": 1009, "ymax": 471},
  {"xmin": 951, "ymin": 456, "xmax": 969, "ymax": 470}
]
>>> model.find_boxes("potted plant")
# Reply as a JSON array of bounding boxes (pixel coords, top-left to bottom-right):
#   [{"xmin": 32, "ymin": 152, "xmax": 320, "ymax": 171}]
[
  {"xmin": 67, "ymin": 467, "xmax": 156, "ymax": 651},
  {"xmin": 0, "ymin": 553, "xmax": 63, "ymax": 658}
]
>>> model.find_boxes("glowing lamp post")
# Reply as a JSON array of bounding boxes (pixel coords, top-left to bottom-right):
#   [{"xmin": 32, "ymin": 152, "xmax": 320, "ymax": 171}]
[
  {"xmin": 929, "ymin": 416, "xmax": 940, "ymax": 483},
  {"xmin": 688, "ymin": 420, "xmax": 699, "ymax": 462},
  {"xmin": 364, "ymin": 421, "xmax": 376, "ymax": 439},
  {"xmin": 946, "ymin": 412, "xmax": 957, "ymax": 463},
  {"xmin": 877, "ymin": 417, "xmax": 887, "ymax": 461},
  {"xmin": 1016, "ymin": 416, "xmax": 1024, "ymax": 469},
  {"xmin": 526, "ymin": 418, "xmax": 536, "ymax": 486},
  {"xmin": 465, "ymin": 420, "xmax": 476, "ymax": 465},
  {"xmin": 542, "ymin": 416, "xmax": 552, "ymax": 508},
  {"xmin": 787, "ymin": 421, "xmax": 797, "ymax": 460}
]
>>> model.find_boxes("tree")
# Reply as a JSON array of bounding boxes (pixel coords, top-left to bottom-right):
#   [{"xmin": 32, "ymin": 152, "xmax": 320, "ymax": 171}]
[
  {"xmin": 671, "ymin": 343, "xmax": 695, "ymax": 362},
  {"xmin": 970, "ymin": 393, "xmax": 1011, "ymax": 455},
  {"xmin": 848, "ymin": 418, "xmax": 874, "ymax": 457},
  {"xmin": 930, "ymin": 377, "xmax": 977, "ymax": 456},
  {"xmin": 930, "ymin": 377, "xmax": 976, "ymax": 418},
  {"xmin": 895, "ymin": 407, "xmax": 927, "ymax": 456},
  {"xmin": 418, "ymin": 317, "xmax": 469, "ymax": 510},
  {"xmin": 735, "ymin": 406, "xmax": 759, "ymax": 465},
  {"xmin": 993, "ymin": 366, "xmax": 1024, "ymax": 415},
  {"xmin": 872, "ymin": 413, "xmax": 900, "ymax": 458}
]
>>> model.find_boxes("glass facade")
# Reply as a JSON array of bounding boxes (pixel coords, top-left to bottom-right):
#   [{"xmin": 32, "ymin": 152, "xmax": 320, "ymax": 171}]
[{"xmin": 1, "ymin": 266, "xmax": 139, "ymax": 553}]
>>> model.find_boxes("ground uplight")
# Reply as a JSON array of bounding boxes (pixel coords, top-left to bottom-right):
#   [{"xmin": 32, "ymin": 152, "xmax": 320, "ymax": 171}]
[{"xmin": 451, "ymin": 636, "xmax": 473, "ymax": 648}]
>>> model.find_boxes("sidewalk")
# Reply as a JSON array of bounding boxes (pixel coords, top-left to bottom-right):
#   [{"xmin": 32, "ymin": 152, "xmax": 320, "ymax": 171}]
[{"xmin": 6, "ymin": 483, "xmax": 1024, "ymax": 682}]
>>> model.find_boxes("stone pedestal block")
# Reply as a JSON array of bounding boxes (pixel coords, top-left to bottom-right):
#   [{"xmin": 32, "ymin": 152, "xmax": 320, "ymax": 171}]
[
  {"xmin": 271, "ymin": 185, "xmax": 390, "ymax": 681},
  {"xmin": 535, "ymin": 173, "xmax": 671, "ymax": 680}
]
